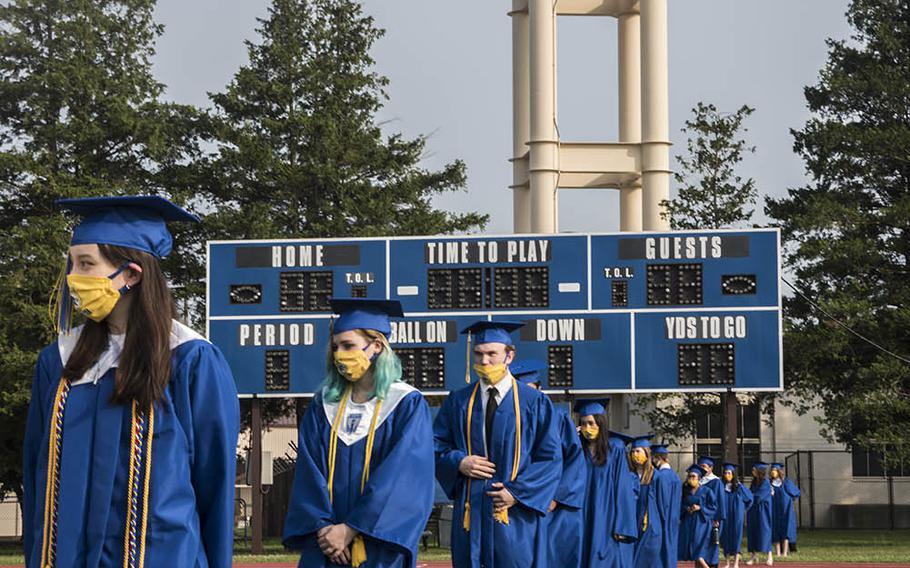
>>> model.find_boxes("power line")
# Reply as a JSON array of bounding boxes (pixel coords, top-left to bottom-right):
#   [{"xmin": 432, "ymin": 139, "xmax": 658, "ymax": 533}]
[{"xmin": 781, "ymin": 277, "xmax": 910, "ymax": 365}]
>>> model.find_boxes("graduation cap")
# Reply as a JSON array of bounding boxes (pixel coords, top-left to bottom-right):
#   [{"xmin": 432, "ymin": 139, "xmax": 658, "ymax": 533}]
[
  {"xmin": 58, "ymin": 195, "xmax": 199, "ymax": 259},
  {"xmin": 510, "ymin": 359, "xmax": 548, "ymax": 386},
  {"xmin": 573, "ymin": 398, "xmax": 610, "ymax": 417},
  {"xmin": 329, "ymin": 298, "xmax": 404, "ymax": 336},
  {"xmin": 608, "ymin": 431, "xmax": 634, "ymax": 445},
  {"xmin": 753, "ymin": 461, "xmax": 769, "ymax": 471},
  {"xmin": 697, "ymin": 455, "xmax": 716, "ymax": 468},
  {"xmin": 686, "ymin": 465, "xmax": 705, "ymax": 477},
  {"xmin": 722, "ymin": 462, "xmax": 738, "ymax": 472},
  {"xmin": 770, "ymin": 462, "xmax": 784, "ymax": 469},
  {"xmin": 460, "ymin": 320, "xmax": 525, "ymax": 345},
  {"xmin": 651, "ymin": 444, "xmax": 670, "ymax": 456},
  {"xmin": 630, "ymin": 434, "xmax": 656, "ymax": 449}
]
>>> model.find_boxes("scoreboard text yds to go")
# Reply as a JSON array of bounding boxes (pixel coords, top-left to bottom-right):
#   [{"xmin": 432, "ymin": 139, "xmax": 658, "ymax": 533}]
[{"xmin": 206, "ymin": 229, "xmax": 783, "ymax": 397}]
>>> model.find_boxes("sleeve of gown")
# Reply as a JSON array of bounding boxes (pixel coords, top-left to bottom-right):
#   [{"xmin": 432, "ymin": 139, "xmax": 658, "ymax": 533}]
[
  {"xmin": 345, "ymin": 392, "xmax": 435, "ymax": 553},
  {"xmin": 503, "ymin": 395, "xmax": 563, "ymax": 516},
  {"xmin": 714, "ymin": 480, "xmax": 727, "ymax": 522},
  {"xmin": 23, "ymin": 349, "xmax": 53, "ymax": 562},
  {"xmin": 740, "ymin": 484, "xmax": 754, "ymax": 509},
  {"xmin": 282, "ymin": 397, "xmax": 334, "ymax": 548},
  {"xmin": 552, "ymin": 412, "xmax": 586, "ymax": 509},
  {"xmin": 187, "ymin": 344, "xmax": 241, "ymax": 568},
  {"xmin": 785, "ymin": 478, "xmax": 801, "ymax": 499},
  {"xmin": 655, "ymin": 472, "xmax": 676, "ymax": 532},
  {"xmin": 700, "ymin": 486, "xmax": 718, "ymax": 523},
  {"xmin": 614, "ymin": 471, "xmax": 640, "ymax": 539},
  {"xmin": 433, "ymin": 393, "xmax": 467, "ymax": 500}
]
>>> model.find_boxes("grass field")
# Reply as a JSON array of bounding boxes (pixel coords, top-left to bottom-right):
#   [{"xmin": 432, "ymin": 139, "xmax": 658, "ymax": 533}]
[{"xmin": 2, "ymin": 529, "xmax": 909, "ymax": 565}]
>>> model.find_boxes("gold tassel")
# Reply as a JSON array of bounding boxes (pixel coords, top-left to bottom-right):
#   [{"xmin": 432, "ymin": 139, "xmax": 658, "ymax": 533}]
[
  {"xmin": 493, "ymin": 509, "xmax": 510, "ymax": 525},
  {"xmin": 351, "ymin": 535, "xmax": 367, "ymax": 567},
  {"xmin": 463, "ymin": 501, "xmax": 471, "ymax": 531},
  {"xmin": 464, "ymin": 331, "xmax": 472, "ymax": 383}
]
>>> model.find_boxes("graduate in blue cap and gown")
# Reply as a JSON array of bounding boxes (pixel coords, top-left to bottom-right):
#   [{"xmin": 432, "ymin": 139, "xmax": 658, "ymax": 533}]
[
  {"xmin": 678, "ymin": 465, "xmax": 717, "ymax": 568},
  {"xmin": 697, "ymin": 455, "xmax": 725, "ymax": 567},
  {"xmin": 628, "ymin": 435, "xmax": 664, "ymax": 568},
  {"xmin": 23, "ymin": 196, "xmax": 240, "ymax": 567},
  {"xmin": 511, "ymin": 360, "xmax": 585, "ymax": 568},
  {"xmin": 746, "ymin": 462, "xmax": 774, "ymax": 566},
  {"xmin": 283, "ymin": 299, "xmax": 434, "ymax": 567},
  {"xmin": 650, "ymin": 445, "xmax": 681, "ymax": 568},
  {"xmin": 719, "ymin": 463, "xmax": 752, "ymax": 568},
  {"xmin": 575, "ymin": 399, "xmax": 639, "ymax": 568},
  {"xmin": 769, "ymin": 463, "xmax": 799, "ymax": 557},
  {"xmin": 434, "ymin": 321, "xmax": 562, "ymax": 568}
]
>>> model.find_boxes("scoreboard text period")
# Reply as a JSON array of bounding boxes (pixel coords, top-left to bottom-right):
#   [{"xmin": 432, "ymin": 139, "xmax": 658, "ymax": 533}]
[{"xmin": 206, "ymin": 229, "xmax": 782, "ymax": 396}]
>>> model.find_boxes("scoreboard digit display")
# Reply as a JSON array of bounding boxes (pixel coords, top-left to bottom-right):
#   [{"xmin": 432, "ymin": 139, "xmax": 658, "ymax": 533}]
[{"xmin": 207, "ymin": 230, "xmax": 782, "ymax": 396}]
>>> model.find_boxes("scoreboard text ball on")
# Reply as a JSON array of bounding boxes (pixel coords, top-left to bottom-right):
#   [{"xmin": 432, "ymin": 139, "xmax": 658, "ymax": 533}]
[{"xmin": 206, "ymin": 229, "xmax": 783, "ymax": 396}]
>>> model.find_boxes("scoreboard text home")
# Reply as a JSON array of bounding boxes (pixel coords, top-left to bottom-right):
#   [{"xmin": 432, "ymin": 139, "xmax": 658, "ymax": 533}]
[{"xmin": 206, "ymin": 230, "xmax": 782, "ymax": 396}]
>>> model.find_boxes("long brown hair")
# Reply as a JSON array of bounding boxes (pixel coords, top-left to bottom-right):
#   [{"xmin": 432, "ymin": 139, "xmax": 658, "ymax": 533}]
[
  {"xmin": 62, "ymin": 244, "xmax": 175, "ymax": 408},
  {"xmin": 629, "ymin": 447, "xmax": 655, "ymax": 485},
  {"xmin": 580, "ymin": 413, "xmax": 610, "ymax": 466},
  {"xmin": 724, "ymin": 467, "xmax": 741, "ymax": 490},
  {"xmin": 751, "ymin": 467, "xmax": 766, "ymax": 488}
]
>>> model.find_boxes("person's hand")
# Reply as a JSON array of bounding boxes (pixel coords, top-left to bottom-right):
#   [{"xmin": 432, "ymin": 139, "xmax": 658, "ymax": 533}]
[
  {"xmin": 548, "ymin": 500, "xmax": 558, "ymax": 513},
  {"xmin": 690, "ymin": 504, "xmax": 701, "ymax": 512},
  {"xmin": 329, "ymin": 548, "xmax": 350, "ymax": 565},
  {"xmin": 713, "ymin": 520, "xmax": 720, "ymax": 528},
  {"xmin": 317, "ymin": 524, "xmax": 357, "ymax": 559},
  {"xmin": 486, "ymin": 482, "xmax": 516, "ymax": 513},
  {"xmin": 459, "ymin": 455, "xmax": 496, "ymax": 479}
]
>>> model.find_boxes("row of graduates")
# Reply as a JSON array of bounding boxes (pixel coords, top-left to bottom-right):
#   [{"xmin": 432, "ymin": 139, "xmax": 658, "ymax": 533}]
[{"xmin": 22, "ymin": 195, "xmax": 800, "ymax": 568}]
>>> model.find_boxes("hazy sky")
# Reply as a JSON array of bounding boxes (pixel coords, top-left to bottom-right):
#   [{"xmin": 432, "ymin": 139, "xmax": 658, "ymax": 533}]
[{"xmin": 152, "ymin": 0, "xmax": 853, "ymax": 235}]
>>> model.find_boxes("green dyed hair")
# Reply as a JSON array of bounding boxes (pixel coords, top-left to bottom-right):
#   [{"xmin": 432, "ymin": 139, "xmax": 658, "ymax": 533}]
[{"xmin": 322, "ymin": 329, "xmax": 403, "ymax": 403}]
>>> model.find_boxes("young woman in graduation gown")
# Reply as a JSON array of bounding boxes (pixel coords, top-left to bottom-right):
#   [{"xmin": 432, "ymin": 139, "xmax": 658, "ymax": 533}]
[
  {"xmin": 23, "ymin": 196, "xmax": 240, "ymax": 568},
  {"xmin": 629, "ymin": 437, "xmax": 663, "ymax": 568},
  {"xmin": 720, "ymin": 463, "xmax": 753, "ymax": 568},
  {"xmin": 576, "ymin": 400, "xmax": 639, "ymax": 568},
  {"xmin": 770, "ymin": 463, "xmax": 800, "ymax": 557},
  {"xmin": 746, "ymin": 463, "xmax": 774, "ymax": 566},
  {"xmin": 283, "ymin": 299, "xmax": 434, "ymax": 568},
  {"xmin": 678, "ymin": 465, "xmax": 717, "ymax": 568},
  {"xmin": 651, "ymin": 446, "xmax": 682, "ymax": 568}
]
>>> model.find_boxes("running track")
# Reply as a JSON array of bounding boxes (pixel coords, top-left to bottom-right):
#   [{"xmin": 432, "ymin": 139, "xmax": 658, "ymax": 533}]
[{"xmin": 3, "ymin": 564, "xmax": 909, "ymax": 567}]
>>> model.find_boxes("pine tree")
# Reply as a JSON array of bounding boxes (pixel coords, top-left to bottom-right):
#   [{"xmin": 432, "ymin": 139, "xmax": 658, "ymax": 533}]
[
  {"xmin": 0, "ymin": 0, "xmax": 202, "ymax": 502},
  {"xmin": 766, "ymin": 0, "xmax": 910, "ymax": 467}
]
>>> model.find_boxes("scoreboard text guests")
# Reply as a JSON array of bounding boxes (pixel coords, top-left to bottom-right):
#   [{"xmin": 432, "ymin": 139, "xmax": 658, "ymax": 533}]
[{"xmin": 206, "ymin": 229, "xmax": 782, "ymax": 396}]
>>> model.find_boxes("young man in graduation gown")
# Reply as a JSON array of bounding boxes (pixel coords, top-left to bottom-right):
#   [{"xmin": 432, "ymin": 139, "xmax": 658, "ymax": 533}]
[
  {"xmin": 23, "ymin": 197, "xmax": 240, "ymax": 567},
  {"xmin": 511, "ymin": 360, "xmax": 585, "ymax": 568},
  {"xmin": 769, "ymin": 463, "xmax": 799, "ymax": 557},
  {"xmin": 283, "ymin": 299, "xmax": 435, "ymax": 568},
  {"xmin": 650, "ymin": 444, "xmax": 681, "ymax": 568},
  {"xmin": 434, "ymin": 321, "xmax": 563, "ymax": 568},
  {"xmin": 698, "ymin": 456, "xmax": 726, "ymax": 567},
  {"xmin": 576, "ymin": 399, "xmax": 639, "ymax": 568}
]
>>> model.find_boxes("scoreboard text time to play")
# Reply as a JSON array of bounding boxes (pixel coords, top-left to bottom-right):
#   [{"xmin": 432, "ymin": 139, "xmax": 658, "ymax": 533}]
[{"xmin": 206, "ymin": 229, "xmax": 782, "ymax": 396}]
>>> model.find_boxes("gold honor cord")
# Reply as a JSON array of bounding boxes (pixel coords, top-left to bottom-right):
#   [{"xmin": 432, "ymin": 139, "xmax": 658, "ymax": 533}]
[
  {"xmin": 462, "ymin": 377, "xmax": 522, "ymax": 532},
  {"xmin": 39, "ymin": 378, "xmax": 154, "ymax": 568},
  {"xmin": 326, "ymin": 385, "xmax": 382, "ymax": 568}
]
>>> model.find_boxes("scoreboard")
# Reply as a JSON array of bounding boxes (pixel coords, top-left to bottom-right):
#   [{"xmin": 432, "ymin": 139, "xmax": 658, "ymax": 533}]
[{"xmin": 206, "ymin": 229, "xmax": 782, "ymax": 396}]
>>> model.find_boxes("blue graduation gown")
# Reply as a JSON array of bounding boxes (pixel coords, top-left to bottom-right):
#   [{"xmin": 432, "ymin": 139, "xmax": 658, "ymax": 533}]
[
  {"xmin": 772, "ymin": 478, "xmax": 800, "ymax": 544},
  {"xmin": 632, "ymin": 479, "xmax": 662, "ymax": 568},
  {"xmin": 434, "ymin": 380, "xmax": 562, "ymax": 568},
  {"xmin": 544, "ymin": 410, "xmax": 585, "ymax": 568},
  {"xmin": 746, "ymin": 479, "xmax": 773, "ymax": 553},
  {"xmin": 700, "ymin": 474, "xmax": 725, "ymax": 564},
  {"xmin": 652, "ymin": 467, "xmax": 681, "ymax": 568},
  {"xmin": 678, "ymin": 484, "xmax": 717, "ymax": 562},
  {"xmin": 720, "ymin": 483, "xmax": 753, "ymax": 556},
  {"xmin": 22, "ymin": 323, "xmax": 240, "ymax": 568},
  {"xmin": 283, "ymin": 383, "xmax": 435, "ymax": 568},
  {"xmin": 581, "ymin": 436, "xmax": 639, "ymax": 568}
]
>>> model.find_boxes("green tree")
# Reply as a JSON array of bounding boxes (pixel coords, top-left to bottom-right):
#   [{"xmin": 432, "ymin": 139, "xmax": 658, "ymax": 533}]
[
  {"xmin": 194, "ymin": 0, "xmax": 488, "ymax": 426},
  {"xmin": 0, "ymin": 0, "xmax": 201, "ymax": 506},
  {"xmin": 635, "ymin": 102, "xmax": 759, "ymax": 460},
  {"xmin": 766, "ymin": 0, "xmax": 910, "ymax": 466}
]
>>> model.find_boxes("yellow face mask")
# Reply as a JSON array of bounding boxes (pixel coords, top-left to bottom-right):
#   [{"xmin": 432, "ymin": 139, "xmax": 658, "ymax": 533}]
[
  {"xmin": 632, "ymin": 452, "xmax": 648, "ymax": 466},
  {"xmin": 66, "ymin": 264, "xmax": 131, "ymax": 322},
  {"xmin": 473, "ymin": 363, "xmax": 509, "ymax": 385},
  {"xmin": 770, "ymin": 469, "xmax": 780, "ymax": 479},
  {"xmin": 333, "ymin": 346, "xmax": 376, "ymax": 382},
  {"xmin": 580, "ymin": 424, "xmax": 600, "ymax": 441},
  {"xmin": 723, "ymin": 472, "xmax": 734, "ymax": 483}
]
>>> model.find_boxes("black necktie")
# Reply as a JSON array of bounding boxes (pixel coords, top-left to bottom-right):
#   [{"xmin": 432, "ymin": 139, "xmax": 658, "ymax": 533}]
[{"xmin": 485, "ymin": 387, "xmax": 498, "ymax": 455}]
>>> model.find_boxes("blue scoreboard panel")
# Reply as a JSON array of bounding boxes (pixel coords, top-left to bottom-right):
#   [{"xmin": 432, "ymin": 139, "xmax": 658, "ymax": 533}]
[{"xmin": 207, "ymin": 230, "xmax": 782, "ymax": 396}]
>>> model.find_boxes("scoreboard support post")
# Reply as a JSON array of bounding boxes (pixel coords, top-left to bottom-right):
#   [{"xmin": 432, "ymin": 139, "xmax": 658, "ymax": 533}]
[
  {"xmin": 722, "ymin": 389, "xmax": 739, "ymax": 466},
  {"xmin": 251, "ymin": 396, "xmax": 264, "ymax": 554}
]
